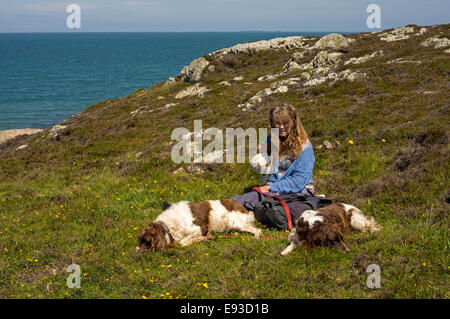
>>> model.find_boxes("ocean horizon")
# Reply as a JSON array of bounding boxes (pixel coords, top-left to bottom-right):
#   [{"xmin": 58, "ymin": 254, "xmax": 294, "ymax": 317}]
[{"xmin": 0, "ymin": 31, "xmax": 342, "ymax": 131}]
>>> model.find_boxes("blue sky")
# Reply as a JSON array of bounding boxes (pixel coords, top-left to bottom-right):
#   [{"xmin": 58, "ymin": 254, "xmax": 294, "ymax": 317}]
[{"xmin": 1, "ymin": 0, "xmax": 448, "ymax": 32}]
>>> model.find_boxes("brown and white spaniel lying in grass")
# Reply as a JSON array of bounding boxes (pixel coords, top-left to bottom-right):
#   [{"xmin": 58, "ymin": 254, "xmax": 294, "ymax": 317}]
[
  {"xmin": 136, "ymin": 199, "xmax": 262, "ymax": 251},
  {"xmin": 281, "ymin": 203, "xmax": 381, "ymax": 256}
]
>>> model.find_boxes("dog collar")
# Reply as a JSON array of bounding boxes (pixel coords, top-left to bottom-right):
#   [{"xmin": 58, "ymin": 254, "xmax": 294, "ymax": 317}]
[{"xmin": 159, "ymin": 222, "xmax": 174, "ymax": 244}]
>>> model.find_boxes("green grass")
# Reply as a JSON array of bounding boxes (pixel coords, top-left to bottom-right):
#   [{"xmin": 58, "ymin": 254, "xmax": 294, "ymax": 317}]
[{"xmin": 0, "ymin": 24, "xmax": 449, "ymax": 299}]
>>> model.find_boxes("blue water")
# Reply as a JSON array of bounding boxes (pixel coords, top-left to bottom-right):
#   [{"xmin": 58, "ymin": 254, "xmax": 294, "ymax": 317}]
[{"xmin": 0, "ymin": 32, "xmax": 329, "ymax": 130}]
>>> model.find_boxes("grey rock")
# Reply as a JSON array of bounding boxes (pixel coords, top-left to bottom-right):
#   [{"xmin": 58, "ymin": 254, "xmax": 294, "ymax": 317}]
[
  {"xmin": 420, "ymin": 37, "xmax": 450, "ymax": 49},
  {"xmin": 379, "ymin": 26, "xmax": 414, "ymax": 42},
  {"xmin": 175, "ymin": 83, "xmax": 209, "ymax": 99},
  {"xmin": 179, "ymin": 57, "xmax": 209, "ymax": 83},
  {"xmin": 16, "ymin": 144, "xmax": 28, "ymax": 151},
  {"xmin": 313, "ymin": 33, "xmax": 355, "ymax": 50},
  {"xmin": 344, "ymin": 50, "xmax": 383, "ymax": 65}
]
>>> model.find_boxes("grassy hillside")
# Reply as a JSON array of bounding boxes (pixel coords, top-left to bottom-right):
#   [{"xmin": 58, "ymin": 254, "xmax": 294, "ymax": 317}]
[{"xmin": 0, "ymin": 24, "xmax": 448, "ymax": 298}]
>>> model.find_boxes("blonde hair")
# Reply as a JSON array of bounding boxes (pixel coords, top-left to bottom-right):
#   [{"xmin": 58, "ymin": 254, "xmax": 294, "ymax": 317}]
[{"xmin": 268, "ymin": 103, "xmax": 308, "ymax": 157}]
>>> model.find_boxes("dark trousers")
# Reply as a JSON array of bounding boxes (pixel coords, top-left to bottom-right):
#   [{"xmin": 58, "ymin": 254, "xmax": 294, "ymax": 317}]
[{"xmin": 230, "ymin": 187, "xmax": 314, "ymax": 223}]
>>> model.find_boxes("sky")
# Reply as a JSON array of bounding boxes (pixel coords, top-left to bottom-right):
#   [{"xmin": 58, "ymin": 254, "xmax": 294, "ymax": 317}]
[{"xmin": 0, "ymin": 0, "xmax": 448, "ymax": 32}]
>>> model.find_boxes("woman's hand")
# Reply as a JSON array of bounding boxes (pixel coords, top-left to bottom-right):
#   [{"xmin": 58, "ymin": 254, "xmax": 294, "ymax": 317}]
[{"xmin": 259, "ymin": 185, "xmax": 270, "ymax": 193}]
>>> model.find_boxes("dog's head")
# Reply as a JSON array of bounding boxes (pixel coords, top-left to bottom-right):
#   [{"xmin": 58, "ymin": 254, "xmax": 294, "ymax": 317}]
[
  {"xmin": 136, "ymin": 202, "xmax": 174, "ymax": 252},
  {"xmin": 136, "ymin": 222, "xmax": 170, "ymax": 251}
]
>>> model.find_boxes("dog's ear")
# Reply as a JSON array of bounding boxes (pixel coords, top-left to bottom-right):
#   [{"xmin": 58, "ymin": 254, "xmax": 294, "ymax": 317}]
[{"xmin": 162, "ymin": 201, "xmax": 172, "ymax": 211}]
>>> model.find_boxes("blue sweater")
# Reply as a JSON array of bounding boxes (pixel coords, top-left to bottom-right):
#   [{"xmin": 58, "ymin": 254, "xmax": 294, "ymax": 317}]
[{"xmin": 265, "ymin": 135, "xmax": 315, "ymax": 194}]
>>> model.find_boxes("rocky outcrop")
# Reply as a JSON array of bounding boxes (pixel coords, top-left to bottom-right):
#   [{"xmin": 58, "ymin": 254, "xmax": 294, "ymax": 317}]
[
  {"xmin": 302, "ymin": 69, "xmax": 365, "ymax": 87},
  {"xmin": 175, "ymin": 83, "xmax": 209, "ymax": 99},
  {"xmin": 310, "ymin": 51, "xmax": 342, "ymax": 69},
  {"xmin": 258, "ymin": 74, "xmax": 279, "ymax": 81},
  {"xmin": 387, "ymin": 58, "xmax": 421, "ymax": 65},
  {"xmin": 238, "ymin": 44, "xmax": 370, "ymax": 111},
  {"xmin": 239, "ymin": 78, "xmax": 302, "ymax": 111},
  {"xmin": 313, "ymin": 33, "xmax": 355, "ymax": 50},
  {"xmin": 282, "ymin": 50, "xmax": 343, "ymax": 77},
  {"xmin": 420, "ymin": 37, "xmax": 450, "ymax": 49},
  {"xmin": 339, "ymin": 69, "xmax": 366, "ymax": 82},
  {"xmin": 165, "ymin": 77, "xmax": 176, "ymax": 86},
  {"xmin": 130, "ymin": 103, "xmax": 178, "ymax": 117},
  {"xmin": 178, "ymin": 57, "xmax": 209, "ymax": 83},
  {"xmin": 344, "ymin": 50, "xmax": 383, "ymax": 65},
  {"xmin": 281, "ymin": 51, "xmax": 305, "ymax": 75},
  {"xmin": 379, "ymin": 26, "xmax": 414, "ymax": 42},
  {"xmin": 16, "ymin": 144, "xmax": 28, "ymax": 151},
  {"xmin": 417, "ymin": 28, "xmax": 428, "ymax": 36},
  {"xmin": 212, "ymin": 36, "xmax": 307, "ymax": 56},
  {"xmin": 48, "ymin": 125, "xmax": 67, "ymax": 140}
]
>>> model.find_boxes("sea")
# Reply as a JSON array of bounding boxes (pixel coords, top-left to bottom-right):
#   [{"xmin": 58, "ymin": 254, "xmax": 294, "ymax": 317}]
[{"xmin": 0, "ymin": 32, "xmax": 331, "ymax": 130}]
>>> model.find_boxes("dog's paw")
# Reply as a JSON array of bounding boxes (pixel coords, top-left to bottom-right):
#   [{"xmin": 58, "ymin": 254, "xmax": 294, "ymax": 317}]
[
  {"xmin": 280, "ymin": 243, "xmax": 296, "ymax": 256},
  {"xmin": 254, "ymin": 229, "xmax": 262, "ymax": 239}
]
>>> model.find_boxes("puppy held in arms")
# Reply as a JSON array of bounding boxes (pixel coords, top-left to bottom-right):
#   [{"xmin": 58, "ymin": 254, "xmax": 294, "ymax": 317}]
[
  {"xmin": 136, "ymin": 199, "xmax": 262, "ymax": 251},
  {"xmin": 281, "ymin": 203, "xmax": 382, "ymax": 256}
]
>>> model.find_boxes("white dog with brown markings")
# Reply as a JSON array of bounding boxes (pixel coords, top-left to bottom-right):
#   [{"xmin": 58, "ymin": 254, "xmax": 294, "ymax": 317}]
[
  {"xmin": 136, "ymin": 199, "xmax": 262, "ymax": 251},
  {"xmin": 281, "ymin": 203, "xmax": 382, "ymax": 256}
]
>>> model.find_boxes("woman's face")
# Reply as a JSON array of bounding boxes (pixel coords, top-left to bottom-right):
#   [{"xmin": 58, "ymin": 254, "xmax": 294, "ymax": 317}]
[{"xmin": 272, "ymin": 119, "xmax": 292, "ymax": 138}]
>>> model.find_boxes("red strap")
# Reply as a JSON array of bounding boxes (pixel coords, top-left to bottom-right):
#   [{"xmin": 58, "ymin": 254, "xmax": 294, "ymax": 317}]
[{"xmin": 252, "ymin": 186, "xmax": 293, "ymax": 230}]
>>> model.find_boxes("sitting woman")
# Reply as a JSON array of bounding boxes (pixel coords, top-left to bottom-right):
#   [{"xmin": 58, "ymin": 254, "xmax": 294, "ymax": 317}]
[{"xmin": 230, "ymin": 103, "xmax": 315, "ymax": 210}]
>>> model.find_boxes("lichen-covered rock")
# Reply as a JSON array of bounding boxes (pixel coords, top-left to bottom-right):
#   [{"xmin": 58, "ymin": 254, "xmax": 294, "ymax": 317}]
[
  {"xmin": 275, "ymin": 86, "xmax": 289, "ymax": 93},
  {"xmin": 175, "ymin": 83, "xmax": 209, "ymax": 99},
  {"xmin": 304, "ymin": 76, "xmax": 327, "ymax": 87},
  {"xmin": 213, "ymin": 36, "xmax": 306, "ymax": 56},
  {"xmin": 313, "ymin": 33, "xmax": 355, "ymax": 50},
  {"xmin": 179, "ymin": 57, "xmax": 209, "ymax": 83},
  {"xmin": 281, "ymin": 60, "xmax": 302, "ymax": 75},
  {"xmin": 258, "ymin": 75, "xmax": 278, "ymax": 81},
  {"xmin": 48, "ymin": 125, "xmax": 67, "ymax": 140},
  {"xmin": 16, "ymin": 144, "xmax": 28, "ymax": 151},
  {"xmin": 130, "ymin": 102, "xmax": 177, "ymax": 117},
  {"xmin": 379, "ymin": 26, "xmax": 415, "ymax": 42},
  {"xmin": 297, "ymin": 51, "xmax": 342, "ymax": 75},
  {"xmin": 130, "ymin": 106, "xmax": 150, "ymax": 116},
  {"xmin": 303, "ymin": 69, "xmax": 365, "ymax": 87},
  {"xmin": 344, "ymin": 50, "xmax": 383, "ymax": 65},
  {"xmin": 281, "ymin": 51, "xmax": 306, "ymax": 75},
  {"xmin": 291, "ymin": 51, "xmax": 305, "ymax": 61},
  {"xmin": 420, "ymin": 37, "xmax": 450, "ymax": 49},
  {"xmin": 339, "ymin": 69, "xmax": 366, "ymax": 82},
  {"xmin": 417, "ymin": 28, "xmax": 428, "ymax": 36},
  {"xmin": 271, "ymin": 78, "xmax": 301, "ymax": 88},
  {"xmin": 387, "ymin": 58, "xmax": 421, "ymax": 65},
  {"xmin": 165, "ymin": 77, "xmax": 176, "ymax": 85},
  {"xmin": 311, "ymin": 51, "xmax": 343, "ymax": 68},
  {"xmin": 301, "ymin": 72, "xmax": 311, "ymax": 80},
  {"xmin": 239, "ymin": 81, "xmax": 294, "ymax": 111}
]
